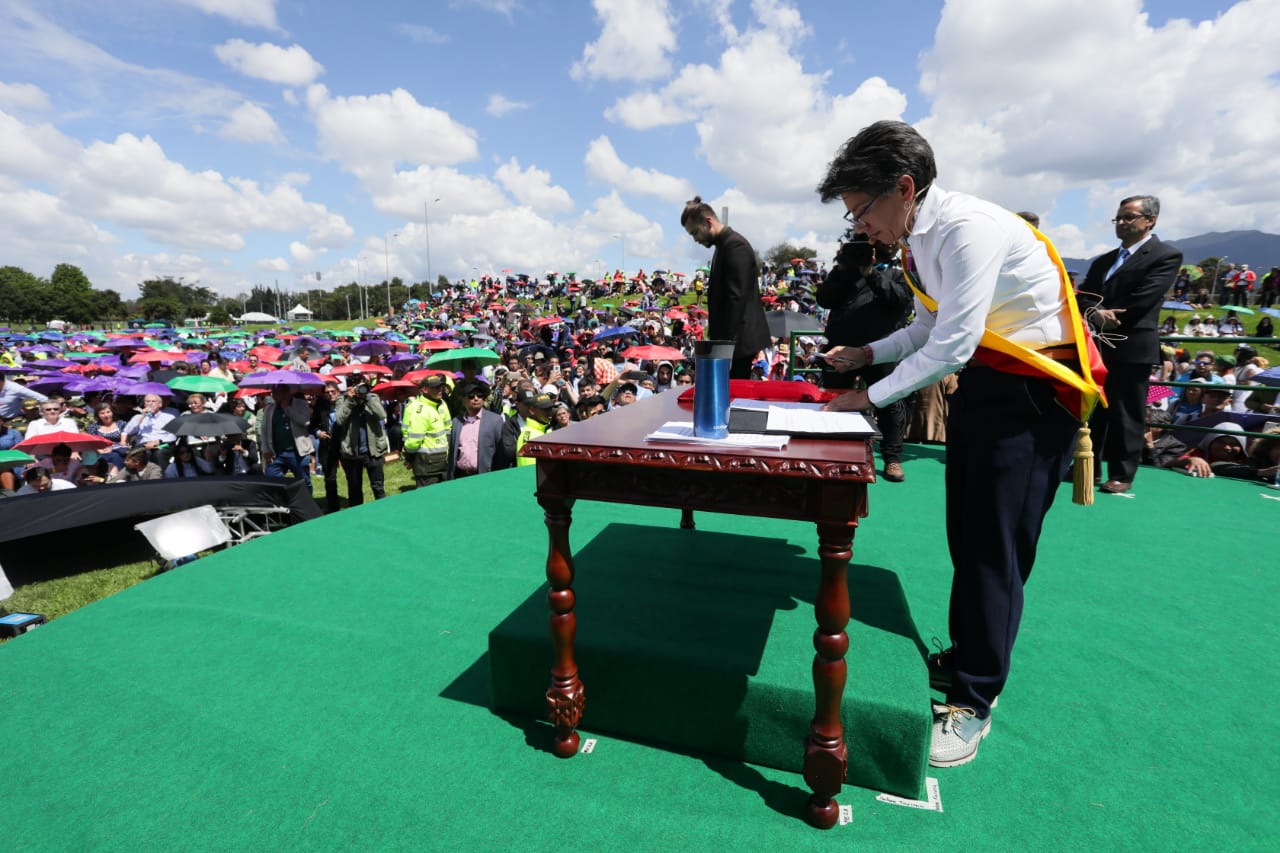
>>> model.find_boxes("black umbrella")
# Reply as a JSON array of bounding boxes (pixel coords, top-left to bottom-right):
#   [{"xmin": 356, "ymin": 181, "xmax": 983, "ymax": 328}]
[
  {"xmin": 765, "ymin": 310, "xmax": 824, "ymax": 339},
  {"xmin": 168, "ymin": 412, "xmax": 252, "ymax": 437}
]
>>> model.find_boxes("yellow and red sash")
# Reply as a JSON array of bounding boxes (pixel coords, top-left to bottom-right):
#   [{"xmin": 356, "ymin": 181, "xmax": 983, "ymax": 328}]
[
  {"xmin": 900, "ymin": 218, "xmax": 1108, "ymax": 504},
  {"xmin": 899, "ymin": 221, "xmax": 1108, "ymax": 423}
]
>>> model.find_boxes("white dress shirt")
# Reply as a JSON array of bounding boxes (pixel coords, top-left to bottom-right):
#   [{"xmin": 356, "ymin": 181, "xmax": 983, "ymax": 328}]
[{"xmin": 867, "ymin": 185, "xmax": 1072, "ymax": 407}]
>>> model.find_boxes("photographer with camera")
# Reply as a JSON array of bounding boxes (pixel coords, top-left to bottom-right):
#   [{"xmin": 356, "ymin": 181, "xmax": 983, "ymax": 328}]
[
  {"xmin": 816, "ymin": 232, "xmax": 914, "ymax": 481},
  {"xmin": 335, "ymin": 378, "xmax": 389, "ymax": 505}
]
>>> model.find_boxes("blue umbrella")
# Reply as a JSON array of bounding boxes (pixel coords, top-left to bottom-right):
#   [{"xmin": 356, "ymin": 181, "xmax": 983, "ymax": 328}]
[
  {"xmin": 1254, "ymin": 366, "xmax": 1280, "ymax": 388},
  {"xmin": 1161, "ymin": 301, "xmax": 1196, "ymax": 312},
  {"xmin": 1260, "ymin": 307, "xmax": 1280, "ymax": 320},
  {"xmin": 592, "ymin": 325, "xmax": 638, "ymax": 342}
]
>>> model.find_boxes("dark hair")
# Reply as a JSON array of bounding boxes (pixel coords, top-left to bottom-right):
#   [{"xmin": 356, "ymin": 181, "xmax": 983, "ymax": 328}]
[
  {"xmin": 1016, "ymin": 211, "xmax": 1041, "ymax": 228},
  {"xmin": 817, "ymin": 120, "xmax": 937, "ymax": 202},
  {"xmin": 1146, "ymin": 408, "xmax": 1173, "ymax": 426},
  {"xmin": 1120, "ymin": 194, "xmax": 1160, "ymax": 218},
  {"xmin": 680, "ymin": 195, "xmax": 716, "ymax": 228}
]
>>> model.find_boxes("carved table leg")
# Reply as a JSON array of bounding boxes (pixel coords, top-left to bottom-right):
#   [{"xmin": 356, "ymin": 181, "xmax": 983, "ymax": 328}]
[
  {"xmin": 804, "ymin": 522, "xmax": 853, "ymax": 829},
  {"xmin": 680, "ymin": 507, "xmax": 695, "ymax": 529},
  {"xmin": 540, "ymin": 494, "xmax": 583, "ymax": 758}
]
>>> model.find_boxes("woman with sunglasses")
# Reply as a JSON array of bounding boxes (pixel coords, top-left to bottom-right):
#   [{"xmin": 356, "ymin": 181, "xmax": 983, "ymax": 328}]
[{"xmin": 816, "ymin": 120, "xmax": 1103, "ymax": 770}]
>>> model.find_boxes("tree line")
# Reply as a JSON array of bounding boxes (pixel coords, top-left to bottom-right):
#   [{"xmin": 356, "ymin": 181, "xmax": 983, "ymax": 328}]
[{"xmin": 0, "ymin": 264, "xmax": 452, "ymax": 327}]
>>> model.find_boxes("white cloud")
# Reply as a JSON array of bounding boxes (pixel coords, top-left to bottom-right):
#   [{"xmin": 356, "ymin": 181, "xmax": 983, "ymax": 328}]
[
  {"xmin": 218, "ymin": 101, "xmax": 284, "ymax": 145},
  {"xmin": 605, "ymin": 14, "xmax": 908, "ymax": 202},
  {"xmin": 572, "ymin": 0, "xmax": 677, "ymax": 83},
  {"xmin": 258, "ymin": 257, "xmax": 290, "ymax": 271},
  {"xmin": 214, "ymin": 40, "xmax": 324, "ymax": 86},
  {"xmin": 0, "ymin": 81, "xmax": 49, "ymax": 111},
  {"xmin": 305, "ymin": 84, "xmax": 480, "ymax": 172},
  {"xmin": 289, "ymin": 241, "xmax": 317, "ymax": 264},
  {"xmin": 495, "ymin": 157, "xmax": 574, "ymax": 214},
  {"xmin": 175, "ymin": 0, "xmax": 280, "ymax": 31},
  {"xmin": 0, "ymin": 109, "xmax": 82, "ymax": 181},
  {"xmin": 307, "ymin": 213, "xmax": 354, "ymax": 247},
  {"xmin": 915, "ymin": 0, "xmax": 1280, "ymax": 244},
  {"xmin": 486, "ymin": 93, "xmax": 530, "ymax": 117},
  {"xmin": 396, "ymin": 23, "xmax": 448, "ymax": 44},
  {"xmin": 365, "ymin": 165, "xmax": 508, "ymax": 219},
  {"xmin": 584, "ymin": 135, "xmax": 694, "ymax": 203}
]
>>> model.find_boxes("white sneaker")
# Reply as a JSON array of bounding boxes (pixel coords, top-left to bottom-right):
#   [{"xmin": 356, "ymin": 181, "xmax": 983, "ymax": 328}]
[{"xmin": 929, "ymin": 702, "xmax": 991, "ymax": 768}]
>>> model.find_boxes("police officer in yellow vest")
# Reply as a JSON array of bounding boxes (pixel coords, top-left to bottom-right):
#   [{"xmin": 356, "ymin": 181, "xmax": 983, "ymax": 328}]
[
  {"xmin": 514, "ymin": 390, "xmax": 555, "ymax": 466},
  {"xmin": 402, "ymin": 374, "xmax": 452, "ymax": 486}
]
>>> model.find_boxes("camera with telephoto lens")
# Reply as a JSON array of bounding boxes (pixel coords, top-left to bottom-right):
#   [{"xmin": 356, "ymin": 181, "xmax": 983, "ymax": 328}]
[
  {"xmin": 355, "ymin": 382, "xmax": 370, "ymax": 398},
  {"xmin": 836, "ymin": 234, "xmax": 875, "ymax": 271}
]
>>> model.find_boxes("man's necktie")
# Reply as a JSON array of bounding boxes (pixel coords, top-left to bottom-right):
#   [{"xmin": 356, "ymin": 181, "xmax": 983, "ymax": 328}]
[{"xmin": 1105, "ymin": 247, "xmax": 1130, "ymax": 281}]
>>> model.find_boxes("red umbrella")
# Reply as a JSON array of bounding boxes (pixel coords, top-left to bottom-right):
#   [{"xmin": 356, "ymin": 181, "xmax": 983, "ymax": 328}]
[
  {"xmin": 371, "ymin": 380, "xmax": 418, "ymax": 399},
  {"xmin": 330, "ymin": 363, "xmax": 392, "ymax": 376},
  {"xmin": 16, "ymin": 431, "xmax": 113, "ymax": 454},
  {"xmin": 249, "ymin": 345, "xmax": 284, "ymax": 361},
  {"xmin": 234, "ymin": 387, "xmax": 270, "ymax": 398},
  {"xmin": 620, "ymin": 345, "xmax": 688, "ymax": 362},
  {"xmin": 687, "ymin": 306, "xmax": 708, "ymax": 317},
  {"xmin": 665, "ymin": 308, "xmax": 688, "ymax": 320},
  {"xmin": 130, "ymin": 350, "xmax": 184, "ymax": 364},
  {"xmin": 420, "ymin": 340, "xmax": 461, "ymax": 351}
]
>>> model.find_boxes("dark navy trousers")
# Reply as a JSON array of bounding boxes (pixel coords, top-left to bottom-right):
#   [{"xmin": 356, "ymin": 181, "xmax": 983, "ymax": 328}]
[{"xmin": 944, "ymin": 366, "xmax": 1078, "ymax": 716}]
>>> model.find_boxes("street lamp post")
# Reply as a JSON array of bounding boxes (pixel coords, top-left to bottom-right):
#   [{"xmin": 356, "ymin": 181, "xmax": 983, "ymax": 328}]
[
  {"xmin": 1211, "ymin": 255, "xmax": 1228, "ymax": 304},
  {"xmin": 424, "ymin": 197, "xmax": 440, "ymax": 290},
  {"xmin": 612, "ymin": 233, "xmax": 626, "ymax": 275},
  {"xmin": 383, "ymin": 233, "xmax": 398, "ymax": 318}
]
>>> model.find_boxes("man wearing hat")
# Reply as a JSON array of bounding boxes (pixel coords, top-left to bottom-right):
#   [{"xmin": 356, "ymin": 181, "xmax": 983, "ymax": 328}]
[
  {"xmin": 448, "ymin": 380, "xmax": 508, "ymax": 478},
  {"xmin": 402, "ymin": 374, "xmax": 452, "ymax": 487},
  {"xmin": 515, "ymin": 391, "xmax": 555, "ymax": 466}
]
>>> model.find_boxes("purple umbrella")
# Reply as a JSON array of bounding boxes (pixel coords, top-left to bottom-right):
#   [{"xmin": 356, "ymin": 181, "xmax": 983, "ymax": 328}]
[
  {"xmin": 101, "ymin": 339, "xmax": 147, "ymax": 350},
  {"xmin": 350, "ymin": 340, "xmax": 393, "ymax": 357},
  {"xmin": 28, "ymin": 377, "xmax": 72, "ymax": 392},
  {"xmin": 238, "ymin": 369, "xmax": 326, "ymax": 389},
  {"xmin": 386, "ymin": 353, "xmax": 422, "ymax": 366},
  {"xmin": 24, "ymin": 358, "xmax": 77, "ymax": 370},
  {"xmin": 117, "ymin": 381, "xmax": 175, "ymax": 397}
]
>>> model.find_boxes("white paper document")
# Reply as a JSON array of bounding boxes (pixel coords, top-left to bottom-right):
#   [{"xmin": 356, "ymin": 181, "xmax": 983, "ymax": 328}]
[
  {"xmin": 729, "ymin": 399, "xmax": 877, "ymax": 437},
  {"xmin": 644, "ymin": 420, "xmax": 790, "ymax": 450}
]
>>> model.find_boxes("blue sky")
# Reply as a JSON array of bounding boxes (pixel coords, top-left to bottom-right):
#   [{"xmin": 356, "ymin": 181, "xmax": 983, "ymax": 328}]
[{"xmin": 1, "ymin": 0, "xmax": 1274, "ymax": 298}]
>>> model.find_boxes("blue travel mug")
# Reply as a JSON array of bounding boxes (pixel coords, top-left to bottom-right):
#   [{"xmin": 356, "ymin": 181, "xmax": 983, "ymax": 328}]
[{"xmin": 693, "ymin": 340, "xmax": 735, "ymax": 438}]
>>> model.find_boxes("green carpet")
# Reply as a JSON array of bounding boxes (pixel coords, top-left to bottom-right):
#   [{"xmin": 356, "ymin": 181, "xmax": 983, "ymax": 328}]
[
  {"xmin": 1, "ymin": 454, "xmax": 1276, "ymax": 851},
  {"xmin": 488, "ymin": 523, "xmax": 929, "ymax": 797}
]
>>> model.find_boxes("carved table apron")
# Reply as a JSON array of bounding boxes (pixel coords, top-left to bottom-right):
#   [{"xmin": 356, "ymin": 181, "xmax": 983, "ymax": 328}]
[{"xmin": 520, "ymin": 392, "xmax": 873, "ymax": 829}]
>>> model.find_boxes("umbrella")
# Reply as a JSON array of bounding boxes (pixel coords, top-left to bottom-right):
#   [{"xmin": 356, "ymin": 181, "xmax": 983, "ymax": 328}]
[
  {"xmin": 350, "ymin": 340, "xmax": 393, "ymax": 357},
  {"xmin": 765, "ymin": 310, "xmax": 824, "ymax": 339},
  {"xmin": 425, "ymin": 347, "xmax": 499, "ymax": 369},
  {"xmin": 130, "ymin": 350, "xmax": 183, "ymax": 364},
  {"xmin": 1179, "ymin": 264, "xmax": 1204, "ymax": 280},
  {"xmin": 118, "ymin": 381, "xmax": 175, "ymax": 397},
  {"xmin": 0, "ymin": 449, "xmax": 36, "ymax": 471},
  {"xmin": 452, "ymin": 323, "xmax": 478, "ymax": 333},
  {"xmin": 15, "ymin": 431, "xmax": 114, "ymax": 454},
  {"xmin": 167, "ymin": 376, "xmax": 239, "ymax": 394},
  {"xmin": 330, "ymin": 363, "xmax": 392, "ymax": 376},
  {"xmin": 238, "ymin": 370, "xmax": 326, "ymax": 389},
  {"xmin": 1254, "ymin": 366, "xmax": 1280, "ymax": 388},
  {"xmin": 620, "ymin": 345, "xmax": 688, "ymax": 362},
  {"xmin": 168, "ymin": 412, "xmax": 252, "ymax": 437},
  {"xmin": 249, "ymin": 345, "xmax": 284, "ymax": 361},
  {"xmin": 371, "ymin": 380, "xmax": 418, "ymax": 399},
  {"xmin": 401, "ymin": 369, "xmax": 456, "ymax": 384},
  {"xmin": 592, "ymin": 325, "xmax": 638, "ymax": 343},
  {"xmin": 1161, "ymin": 301, "xmax": 1196, "ymax": 312},
  {"xmin": 420, "ymin": 339, "xmax": 461, "ymax": 351},
  {"xmin": 1260, "ymin": 307, "xmax": 1280, "ymax": 320},
  {"xmin": 1172, "ymin": 411, "xmax": 1280, "ymax": 446},
  {"xmin": 1224, "ymin": 306, "xmax": 1255, "ymax": 316},
  {"xmin": 1147, "ymin": 384, "xmax": 1175, "ymax": 405},
  {"xmin": 385, "ymin": 353, "xmax": 422, "ymax": 366}
]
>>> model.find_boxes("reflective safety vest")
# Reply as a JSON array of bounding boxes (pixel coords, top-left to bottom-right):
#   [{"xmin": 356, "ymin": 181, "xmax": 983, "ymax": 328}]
[
  {"xmin": 402, "ymin": 395, "xmax": 451, "ymax": 454},
  {"xmin": 515, "ymin": 418, "xmax": 550, "ymax": 467}
]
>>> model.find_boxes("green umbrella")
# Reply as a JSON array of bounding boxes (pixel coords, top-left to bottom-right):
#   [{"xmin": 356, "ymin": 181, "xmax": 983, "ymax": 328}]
[
  {"xmin": 166, "ymin": 375, "xmax": 239, "ymax": 393},
  {"xmin": 696, "ymin": 266, "xmax": 710, "ymax": 274},
  {"xmin": 144, "ymin": 322, "xmax": 167, "ymax": 329},
  {"xmin": 425, "ymin": 346, "xmax": 499, "ymax": 368},
  {"xmin": 0, "ymin": 449, "xmax": 36, "ymax": 471},
  {"xmin": 453, "ymin": 323, "xmax": 478, "ymax": 333}
]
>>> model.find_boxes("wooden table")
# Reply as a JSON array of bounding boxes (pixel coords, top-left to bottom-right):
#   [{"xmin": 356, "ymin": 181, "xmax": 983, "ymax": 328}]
[{"xmin": 520, "ymin": 391, "xmax": 874, "ymax": 829}]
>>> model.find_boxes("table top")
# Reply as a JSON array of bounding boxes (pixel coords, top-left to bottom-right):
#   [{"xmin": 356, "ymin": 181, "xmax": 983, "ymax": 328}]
[{"xmin": 521, "ymin": 392, "xmax": 875, "ymax": 482}]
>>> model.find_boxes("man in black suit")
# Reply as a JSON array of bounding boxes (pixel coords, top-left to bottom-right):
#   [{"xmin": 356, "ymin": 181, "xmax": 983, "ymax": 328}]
[
  {"xmin": 681, "ymin": 196, "xmax": 771, "ymax": 378},
  {"xmin": 1079, "ymin": 194, "xmax": 1182, "ymax": 493},
  {"xmin": 449, "ymin": 381, "xmax": 510, "ymax": 478}
]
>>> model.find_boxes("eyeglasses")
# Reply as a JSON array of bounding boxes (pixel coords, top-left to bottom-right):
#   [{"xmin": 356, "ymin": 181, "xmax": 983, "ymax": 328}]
[
  {"xmin": 1111, "ymin": 213, "xmax": 1149, "ymax": 224},
  {"xmin": 465, "ymin": 392, "xmax": 486, "ymax": 399},
  {"xmin": 1194, "ymin": 360, "xmax": 1212, "ymax": 366},
  {"xmin": 41, "ymin": 407, "xmax": 61, "ymax": 413},
  {"xmin": 843, "ymin": 195, "xmax": 883, "ymax": 229}
]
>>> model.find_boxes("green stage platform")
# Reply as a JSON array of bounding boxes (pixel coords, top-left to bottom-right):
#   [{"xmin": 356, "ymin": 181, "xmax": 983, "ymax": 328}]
[{"xmin": 1, "ymin": 448, "xmax": 1276, "ymax": 851}]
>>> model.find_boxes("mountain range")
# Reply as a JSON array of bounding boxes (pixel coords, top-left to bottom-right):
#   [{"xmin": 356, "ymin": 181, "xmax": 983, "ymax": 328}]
[{"xmin": 1060, "ymin": 229, "xmax": 1280, "ymax": 274}]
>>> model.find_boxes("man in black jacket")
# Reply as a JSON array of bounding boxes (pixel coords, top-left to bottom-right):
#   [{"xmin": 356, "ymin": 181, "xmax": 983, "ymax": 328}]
[
  {"xmin": 1078, "ymin": 195, "xmax": 1182, "ymax": 493},
  {"xmin": 817, "ymin": 234, "xmax": 914, "ymax": 481},
  {"xmin": 681, "ymin": 196, "xmax": 771, "ymax": 378}
]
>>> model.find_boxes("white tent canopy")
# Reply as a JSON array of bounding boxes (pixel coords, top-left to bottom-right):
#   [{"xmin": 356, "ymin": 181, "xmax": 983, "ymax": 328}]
[
  {"xmin": 236, "ymin": 311, "xmax": 278, "ymax": 323},
  {"xmin": 286, "ymin": 304, "xmax": 313, "ymax": 319}
]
